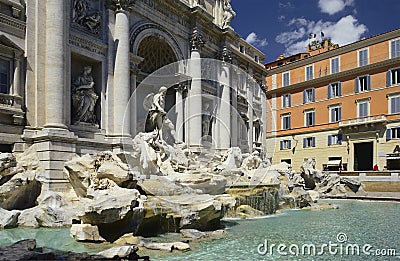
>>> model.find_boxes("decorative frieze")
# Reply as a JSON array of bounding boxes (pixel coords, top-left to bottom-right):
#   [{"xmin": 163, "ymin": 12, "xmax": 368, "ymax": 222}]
[
  {"xmin": 69, "ymin": 33, "xmax": 107, "ymax": 56},
  {"xmin": 0, "ymin": 13, "xmax": 26, "ymax": 36},
  {"xmin": 140, "ymin": 0, "xmax": 189, "ymax": 27}
]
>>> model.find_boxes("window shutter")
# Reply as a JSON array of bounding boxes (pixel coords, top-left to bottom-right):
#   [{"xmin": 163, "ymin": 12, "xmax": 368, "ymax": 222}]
[
  {"xmin": 303, "ymin": 90, "xmax": 306, "ymax": 103},
  {"xmin": 386, "ymin": 70, "xmax": 392, "ymax": 87},
  {"xmin": 312, "ymin": 137, "xmax": 316, "ymax": 147},
  {"xmin": 288, "ymin": 140, "xmax": 291, "ymax": 149},
  {"xmin": 391, "ymin": 97, "xmax": 396, "ymax": 114},
  {"xmin": 288, "ymin": 94, "xmax": 291, "ymax": 107},
  {"xmin": 338, "ymin": 134, "xmax": 343, "ymax": 145},
  {"xmin": 303, "ymin": 138, "xmax": 307, "ymax": 148},
  {"xmin": 328, "ymin": 135, "xmax": 332, "ymax": 145},
  {"xmin": 338, "ymin": 82, "xmax": 342, "ymax": 96},
  {"xmin": 328, "ymin": 84, "xmax": 332, "ymax": 98},
  {"xmin": 312, "ymin": 111, "xmax": 316, "ymax": 125},
  {"xmin": 355, "ymin": 78, "xmax": 360, "ymax": 93},
  {"xmin": 367, "ymin": 75, "xmax": 371, "ymax": 90},
  {"xmin": 391, "ymin": 41, "xmax": 396, "ymax": 58},
  {"xmin": 280, "ymin": 140, "xmax": 283, "ymax": 150},
  {"xmin": 386, "ymin": 129, "xmax": 392, "ymax": 141},
  {"xmin": 312, "ymin": 88, "xmax": 315, "ymax": 101},
  {"xmin": 338, "ymin": 107, "xmax": 342, "ymax": 121},
  {"xmin": 288, "ymin": 116, "xmax": 291, "ymax": 129},
  {"xmin": 330, "ymin": 108, "xmax": 335, "ymax": 122}
]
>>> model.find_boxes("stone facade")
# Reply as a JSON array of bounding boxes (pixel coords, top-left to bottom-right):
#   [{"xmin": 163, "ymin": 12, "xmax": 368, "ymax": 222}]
[{"xmin": 0, "ymin": 0, "xmax": 267, "ymax": 190}]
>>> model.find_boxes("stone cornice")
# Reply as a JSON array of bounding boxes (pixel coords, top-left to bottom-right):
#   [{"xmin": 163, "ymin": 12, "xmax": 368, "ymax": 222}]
[
  {"xmin": 266, "ymin": 57, "xmax": 400, "ymax": 97},
  {"xmin": 267, "ymin": 28, "xmax": 400, "ymax": 75},
  {"xmin": 0, "ymin": 12, "xmax": 25, "ymax": 38}
]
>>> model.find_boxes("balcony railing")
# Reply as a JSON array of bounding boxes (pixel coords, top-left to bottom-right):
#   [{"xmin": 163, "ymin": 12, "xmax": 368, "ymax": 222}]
[
  {"xmin": 0, "ymin": 93, "xmax": 16, "ymax": 107},
  {"xmin": 339, "ymin": 114, "xmax": 387, "ymax": 127}
]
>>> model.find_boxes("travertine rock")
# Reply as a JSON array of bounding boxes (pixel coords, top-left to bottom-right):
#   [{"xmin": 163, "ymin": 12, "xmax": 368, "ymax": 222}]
[{"xmin": 70, "ymin": 224, "xmax": 106, "ymax": 242}]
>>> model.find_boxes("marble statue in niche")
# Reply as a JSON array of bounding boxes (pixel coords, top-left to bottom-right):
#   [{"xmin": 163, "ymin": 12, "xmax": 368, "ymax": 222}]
[
  {"xmin": 222, "ymin": 0, "xmax": 235, "ymax": 29},
  {"xmin": 202, "ymin": 102, "xmax": 215, "ymax": 137},
  {"xmin": 72, "ymin": 66, "xmax": 99, "ymax": 125},
  {"xmin": 73, "ymin": 0, "xmax": 102, "ymax": 34}
]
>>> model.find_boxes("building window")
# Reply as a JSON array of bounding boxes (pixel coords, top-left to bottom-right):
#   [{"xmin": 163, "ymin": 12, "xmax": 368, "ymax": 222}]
[
  {"xmin": 355, "ymin": 75, "xmax": 371, "ymax": 93},
  {"xmin": 282, "ymin": 93, "xmax": 291, "ymax": 108},
  {"xmin": 331, "ymin": 57, "xmax": 340, "ymax": 74},
  {"xmin": 328, "ymin": 82, "xmax": 342, "ymax": 98},
  {"xmin": 387, "ymin": 127, "xmax": 400, "ymax": 140},
  {"xmin": 255, "ymin": 56, "xmax": 259, "ymax": 63},
  {"xmin": 305, "ymin": 65, "xmax": 314, "ymax": 80},
  {"xmin": 303, "ymin": 88, "xmax": 315, "ymax": 103},
  {"xmin": 281, "ymin": 114, "xmax": 291, "ymax": 130},
  {"xmin": 387, "ymin": 68, "xmax": 400, "ymax": 86},
  {"xmin": 357, "ymin": 100, "xmax": 370, "ymax": 118},
  {"xmin": 282, "ymin": 72, "xmax": 290, "ymax": 87},
  {"xmin": 0, "ymin": 59, "xmax": 10, "ymax": 94},
  {"xmin": 389, "ymin": 95, "xmax": 400, "ymax": 114},
  {"xmin": 303, "ymin": 137, "xmax": 316, "ymax": 148},
  {"xmin": 239, "ymin": 45, "xmax": 245, "ymax": 53},
  {"xmin": 304, "ymin": 110, "xmax": 315, "ymax": 127},
  {"xmin": 358, "ymin": 48, "xmax": 369, "ymax": 66},
  {"xmin": 390, "ymin": 39, "xmax": 400, "ymax": 58},
  {"xmin": 329, "ymin": 106, "xmax": 342, "ymax": 122},
  {"xmin": 280, "ymin": 140, "xmax": 292, "ymax": 150},
  {"xmin": 328, "ymin": 134, "xmax": 342, "ymax": 145}
]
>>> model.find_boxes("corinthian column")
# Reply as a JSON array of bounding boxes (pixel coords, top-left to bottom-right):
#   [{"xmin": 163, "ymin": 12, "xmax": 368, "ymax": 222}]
[
  {"xmin": 187, "ymin": 29, "xmax": 204, "ymax": 150},
  {"xmin": 216, "ymin": 46, "xmax": 232, "ymax": 151},
  {"xmin": 109, "ymin": 0, "xmax": 134, "ymax": 137},
  {"xmin": 44, "ymin": 0, "xmax": 66, "ymax": 128}
]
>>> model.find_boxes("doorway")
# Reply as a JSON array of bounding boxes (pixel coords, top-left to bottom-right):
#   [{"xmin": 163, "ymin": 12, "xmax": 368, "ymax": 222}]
[{"xmin": 353, "ymin": 142, "xmax": 373, "ymax": 171}]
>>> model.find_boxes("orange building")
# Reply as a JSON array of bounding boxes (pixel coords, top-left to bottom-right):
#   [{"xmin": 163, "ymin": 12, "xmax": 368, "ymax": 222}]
[{"xmin": 265, "ymin": 28, "xmax": 400, "ymax": 171}]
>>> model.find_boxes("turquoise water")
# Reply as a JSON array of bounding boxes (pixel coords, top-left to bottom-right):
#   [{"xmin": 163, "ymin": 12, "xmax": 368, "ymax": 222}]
[{"xmin": 0, "ymin": 200, "xmax": 399, "ymax": 260}]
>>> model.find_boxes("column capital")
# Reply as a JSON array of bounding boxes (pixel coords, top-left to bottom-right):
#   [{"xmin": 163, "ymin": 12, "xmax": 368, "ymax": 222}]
[
  {"xmin": 220, "ymin": 46, "xmax": 232, "ymax": 64},
  {"xmin": 107, "ymin": 0, "xmax": 135, "ymax": 13},
  {"xmin": 190, "ymin": 28, "xmax": 205, "ymax": 51},
  {"xmin": 175, "ymin": 82, "xmax": 188, "ymax": 93}
]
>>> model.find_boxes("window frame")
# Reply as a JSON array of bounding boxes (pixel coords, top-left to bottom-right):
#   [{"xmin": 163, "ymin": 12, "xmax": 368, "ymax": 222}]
[
  {"xmin": 303, "ymin": 137, "xmax": 316, "ymax": 148},
  {"xmin": 358, "ymin": 48, "xmax": 369, "ymax": 67},
  {"xmin": 282, "ymin": 93, "xmax": 291, "ymax": 108},
  {"xmin": 355, "ymin": 75, "xmax": 371, "ymax": 93},
  {"xmin": 304, "ymin": 109, "xmax": 315, "ymax": 127},
  {"xmin": 328, "ymin": 134, "xmax": 343, "ymax": 146},
  {"xmin": 390, "ymin": 38, "xmax": 400, "ymax": 59},
  {"xmin": 388, "ymin": 93, "xmax": 400, "ymax": 114},
  {"xmin": 281, "ymin": 114, "xmax": 291, "ymax": 130},
  {"xmin": 0, "ymin": 57, "xmax": 11, "ymax": 95},
  {"xmin": 282, "ymin": 71, "xmax": 290, "ymax": 87},
  {"xmin": 305, "ymin": 64, "xmax": 314, "ymax": 81},
  {"xmin": 357, "ymin": 99, "xmax": 370, "ymax": 118},
  {"xmin": 328, "ymin": 82, "xmax": 342, "ymax": 98},
  {"xmin": 280, "ymin": 139, "xmax": 292, "ymax": 150},
  {"xmin": 330, "ymin": 56, "xmax": 340, "ymax": 74},
  {"xmin": 387, "ymin": 67, "xmax": 400, "ymax": 87},
  {"xmin": 329, "ymin": 105, "xmax": 342, "ymax": 123},
  {"xmin": 303, "ymin": 88, "xmax": 315, "ymax": 103}
]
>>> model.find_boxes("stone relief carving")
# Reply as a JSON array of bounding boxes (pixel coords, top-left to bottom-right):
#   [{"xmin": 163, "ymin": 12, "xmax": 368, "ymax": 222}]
[
  {"xmin": 222, "ymin": 0, "xmax": 235, "ymax": 29},
  {"xmin": 72, "ymin": 0, "xmax": 102, "ymax": 35},
  {"xmin": 190, "ymin": 28, "xmax": 205, "ymax": 51},
  {"xmin": 202, "ymin": 102, "xmax": 215, "ymax": 137},
  {"xmin": 107, "ymin": 0, "xmax": 135, "ymax": 12},
  {"xmin": 220, "ymin": 46, "xmax": 232, "ymax": 63},
  {"xmin": 72, "ymin": 66, "xmax": 99, "ymax": 125}
]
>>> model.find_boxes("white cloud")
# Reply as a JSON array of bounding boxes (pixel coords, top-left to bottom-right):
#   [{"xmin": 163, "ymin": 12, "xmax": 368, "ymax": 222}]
[
  {"xmin": 245, "ymin": 32, "xmax": 268, "ymax": 48},
  {"xmin": 275, "ymin": 15, "xmax": 367, "ymax": 56},
  {"xmin": 318, "ymin": 0, "xmax": 354, "ymax": 15}
]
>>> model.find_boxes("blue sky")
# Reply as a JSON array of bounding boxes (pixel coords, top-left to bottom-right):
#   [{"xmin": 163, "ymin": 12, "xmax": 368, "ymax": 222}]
[{"xmin": 230, "ymin": 0, "xmax": 400, "ymax": 63}]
